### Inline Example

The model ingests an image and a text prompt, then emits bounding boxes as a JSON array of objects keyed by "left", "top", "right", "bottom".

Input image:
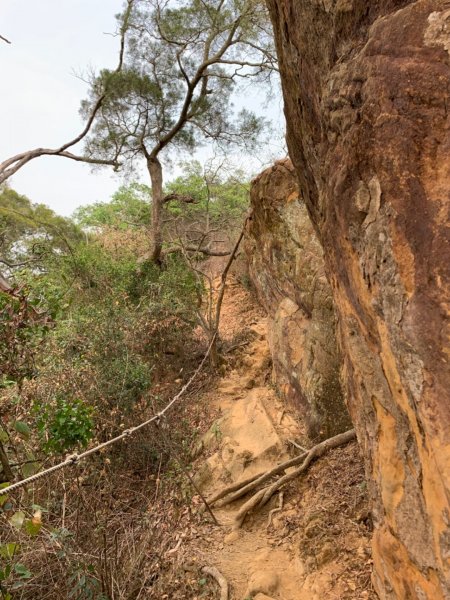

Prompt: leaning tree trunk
[{"left": 147, "top": 156, "right": 164, "bottom": 264}]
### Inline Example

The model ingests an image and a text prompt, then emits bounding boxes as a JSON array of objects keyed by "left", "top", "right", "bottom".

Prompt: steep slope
[
  {"left": 266, "top": 1, "right": 450, "bottom": 598},
  {"left": 186, "top": 278, "right": 374, "bottom": 599}
]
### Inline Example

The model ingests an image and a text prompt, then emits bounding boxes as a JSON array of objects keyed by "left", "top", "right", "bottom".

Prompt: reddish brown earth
[{"left": 266, "top": 1, "right": 450, "bottom": 598}]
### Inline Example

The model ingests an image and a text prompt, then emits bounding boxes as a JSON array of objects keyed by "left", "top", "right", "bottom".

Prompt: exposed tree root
[
  {"left": 201, "top": 566, "right": 229, "bottom": 600},
  {"left": 232, "top": 429, "right": 356, "bottom": 530},
  {"left": 209, "top": 451, "right": 309, "bottom": 508},
  {"left": 267, "top": 491, "right": 284, "bottom": 528},
  {"left": 207, "top": 471, "right": 266, "bottom": 506}
]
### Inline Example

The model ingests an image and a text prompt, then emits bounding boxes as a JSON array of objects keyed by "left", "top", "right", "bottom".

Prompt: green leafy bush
[
  {"left": 17, "top": 232, "right": 199, "bottom": 456},
  {"left": 73, "top": 183, "right": 150, "bottom": 229},
  {"left": 165, "top": 160, "right": 249, "bottom": 228},
  {"left": 35, "top": 397, "right": 94, "bottom": 454}
]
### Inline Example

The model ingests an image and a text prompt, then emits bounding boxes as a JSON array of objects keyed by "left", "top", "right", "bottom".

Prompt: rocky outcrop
[
  {"left": 266, "top": 1, "right": 450, "bottom": 598},
  {"left": 245, "top": 159, "right": 351, "bottom": 440}
]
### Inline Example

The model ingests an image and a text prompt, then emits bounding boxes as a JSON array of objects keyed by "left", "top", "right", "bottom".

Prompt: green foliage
[
  {"left": 8, "top": 512, "right": 24, "bottom": 531},
  {"left": 18, "top": 220, "right": 199, "bottom": 452},
  {"left": 67, "top": 566, "right": 105, "bottom": 600},
  {"left": 73, "top": 183, "right": 151, "bottom": 228},
  {"left": 0, "top": 543, "right": 18, "bottom": 560},
  {"left": 0, "top": 187, "right": 83, "bottom": 389},
  {"left": 53, "top": 304, "right": 154, "bottom": 412},
  {"left": 13, "top": 421, "right": 31, "bottom": 440},
  {"left": 63, "top": 238, "right": 137, "bottom": 299},
  {"left": 0, "top": 177, "right": 226, "bottom": 597},
  {"left": 0, "top": 493, "right": 42, "bottom": 598},
  {"left": 0, "top": 185, "right": 81, "bottom": 270},
  {"left": 35, "top": 397, "right": 94, "bottom": 454},
  {"left": 0, "top": 289, "right": 53, "bottom": 387},
  {"left": 165, "top": 160, "right": 249, "bottom": 226},
  {"left": 135, "top": 254, "right": 200, "bottom": 317}
]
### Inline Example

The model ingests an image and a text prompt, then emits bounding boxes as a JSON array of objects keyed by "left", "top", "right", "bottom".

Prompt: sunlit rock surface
[{"left": 266, "top": 1, "right": 450, "bottom": 597}]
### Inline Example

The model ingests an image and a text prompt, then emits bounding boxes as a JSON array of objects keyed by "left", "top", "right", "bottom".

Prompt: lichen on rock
[{"left": 244, "top": 159, "right": 351, "bottom": 441}]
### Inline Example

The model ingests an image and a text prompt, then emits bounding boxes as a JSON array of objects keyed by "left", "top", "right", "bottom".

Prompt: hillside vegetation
[{"left": 0, "top": 166, "right": 249, "bottom": 598}]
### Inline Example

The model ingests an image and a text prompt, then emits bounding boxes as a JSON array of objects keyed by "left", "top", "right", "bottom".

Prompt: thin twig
[
  {"left": 288, "top": 439, "right": 308, "bottom": 453},
  {"left": 171, "top": 449, "right": 220, "bottom": 527}
]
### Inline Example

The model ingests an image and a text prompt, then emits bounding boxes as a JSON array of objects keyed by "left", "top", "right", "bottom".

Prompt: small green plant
[
  {"left": 67, "top": 565, "right": 106, "bottom": 600},
  {"left": 0, "top": 556, "right": 33, "bottom": 600},
  {"left": 211, "top": 421, "right": 222, "bottom": 444},
  {"left": 35, "top": 397, "right": 94, "bottom": 453},
  {"left": 0, "top": 484, "right": 43, "bottom": 599}
]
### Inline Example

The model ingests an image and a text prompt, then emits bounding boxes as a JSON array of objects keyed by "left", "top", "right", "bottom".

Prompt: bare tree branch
[
  {"left": 0, "top": 0, "right": 135, "bottom": 185},
  {"left": 0, "top": 34, "right": 11, "bottom": 45},
  {"left": 162, "top": 192, "right": 197, "bottom": 204},
  {"left": 164, "top": 245, "right": 231, "bottom": 257},
  {"left": 0, "top": 257, "right": 39, "bottom": 269}
]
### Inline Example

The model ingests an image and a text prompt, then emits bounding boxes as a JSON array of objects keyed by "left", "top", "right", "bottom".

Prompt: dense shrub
[
  {"left": 18, "top": 235, "right": 200, "bottom": 446},
  {"left": 0, "top": 179, "right": 230, "bottom": 599}
]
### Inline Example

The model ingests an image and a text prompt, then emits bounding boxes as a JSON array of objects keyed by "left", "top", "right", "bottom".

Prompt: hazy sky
[{"left": 0, "top": 1, "right": 285, "bottom": 217}]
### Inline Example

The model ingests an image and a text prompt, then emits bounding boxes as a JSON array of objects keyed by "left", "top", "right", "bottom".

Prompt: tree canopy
[
  {"left": 83, "top": 0, "right": 275, "bottom": 261},
  {"left": 0, "top": 186, "right": 81, "bottom": 276}
]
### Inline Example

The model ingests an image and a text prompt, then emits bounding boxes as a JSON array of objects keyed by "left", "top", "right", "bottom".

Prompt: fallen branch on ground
[
  {"left": 201, "top": 566, "right": 229, "bottom": 600},
  {"left": 232, "top": 429, "right": 356, "bottom": 530}
]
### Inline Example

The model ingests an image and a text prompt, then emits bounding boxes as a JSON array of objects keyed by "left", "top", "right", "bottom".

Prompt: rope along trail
[{"left": 0, "top": 333, "right": 217, "bottom": 497}]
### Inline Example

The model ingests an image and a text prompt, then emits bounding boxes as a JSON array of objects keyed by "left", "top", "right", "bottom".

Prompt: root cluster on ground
[{"left": 208, "top": 429, "right": 356, "bottom": 529}]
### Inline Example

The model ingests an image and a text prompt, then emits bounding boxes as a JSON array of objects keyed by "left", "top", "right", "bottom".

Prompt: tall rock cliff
[
  {"left": 266, "top": 1, "right": 450, "bottom": 598},
  {"left": 245, "top": 159, "right": 351, "bottom": 440}
]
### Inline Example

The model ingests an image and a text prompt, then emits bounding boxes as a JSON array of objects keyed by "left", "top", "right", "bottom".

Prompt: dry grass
[{"left": 0, "top": 361, "right": 220, "bottom": 600}]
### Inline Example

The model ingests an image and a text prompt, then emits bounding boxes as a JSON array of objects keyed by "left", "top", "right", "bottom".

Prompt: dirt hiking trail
[{"left": 183, "top": 277, "right": 375, "bottom": 600}]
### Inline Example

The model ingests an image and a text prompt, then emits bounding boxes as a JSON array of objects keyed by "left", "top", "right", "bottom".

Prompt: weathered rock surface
[
  {"left": 266, "top": 0, "right": 450, "bottom": 598},
  {"left": 195, "top": 316, "right": 301, "bottom": 494},
  {"left": 245, "top": 160, "right": 351, "bottom": 440}
]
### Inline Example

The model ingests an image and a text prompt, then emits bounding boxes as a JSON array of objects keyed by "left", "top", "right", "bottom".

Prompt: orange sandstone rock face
[
  {"left": 266, "top": 0, "right": 450, "bottom": 598},
  {"left": 245, "top": 160, "right": 351, "bottom": 440}
]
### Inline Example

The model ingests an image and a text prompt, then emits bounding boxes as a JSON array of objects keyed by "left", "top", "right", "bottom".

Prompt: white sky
[{"left": 0, "top": 1, "right": 285, "bottom": 217}]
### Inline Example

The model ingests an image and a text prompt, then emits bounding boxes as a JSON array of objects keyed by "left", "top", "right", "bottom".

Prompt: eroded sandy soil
[{"left": 183, "top": 278, "right": 375, "bottom": 600}]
